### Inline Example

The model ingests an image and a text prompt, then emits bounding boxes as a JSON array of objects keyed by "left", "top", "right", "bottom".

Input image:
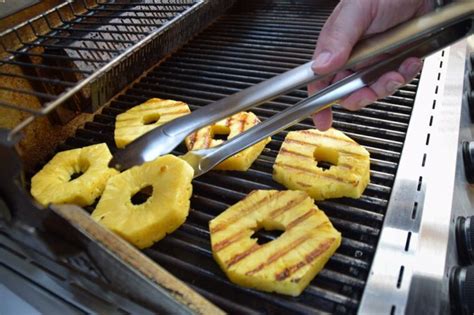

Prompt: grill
[
  {"left": 39, "top": 1, "right": 416, "bottom": 313},
  {"left": 1, "top": 0, "right": 469, "bottom": 314}
]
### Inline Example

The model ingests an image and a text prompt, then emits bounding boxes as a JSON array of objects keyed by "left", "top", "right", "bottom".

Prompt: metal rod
[
  {"left": 37, "top": 34, "right": 135, "bottom": 44},
  {"left": 0, "top": 59, "right": 94, "bottom": 74},
  {"left": 0, "top": 71, "right": 76, "bottom": 86},
  {"left": 8, "top": 0, "right": 205, "bottom": 139},
  {"left": 0, "top": 101, "right": 42, "bottom": 115},
  {"left": 0, "top": 86, "right": 58, "bottom": 100}
]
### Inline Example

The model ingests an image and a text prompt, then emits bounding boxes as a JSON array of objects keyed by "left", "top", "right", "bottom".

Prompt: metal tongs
[{"left": 111, "top": 1, "right": 474, "bottom": 176}]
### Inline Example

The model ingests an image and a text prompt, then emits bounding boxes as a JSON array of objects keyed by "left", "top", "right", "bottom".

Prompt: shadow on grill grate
[{"left": 49, "top": 0, "right": 418, "bottom": 313}]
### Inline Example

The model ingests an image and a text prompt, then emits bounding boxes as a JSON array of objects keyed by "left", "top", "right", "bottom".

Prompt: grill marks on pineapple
[
  {"left": 287, "top": 209, "right": 316, "bottom": 230},
  {"left": 188, "top": 132, "right": 198, "bottom": 149},
  {"left": 278, "top": 148, "right": 353, "bottom": 170},
  {"left": 245, "top": 234, "right": 312, "bottom": 276},
  {"left": 213, "top": 229, "right": 249, "bottom": 252},
  {"left": 273, "top": 162, "right": 359, "bottom": 186},
  {"left": 226, "top": 244, "right": 261, "bottom": 268},
  {"left": 213, "top": 194, "right": 307, "bottom": 253},
  {"left": 210, "top": 190, "right": 342, "bottom": 296},
  {"left": 285, "top": 139, "right": 367, "bottom": 159},
  {"left": 275, "top": 238, "right": 336, "bottom": 281},
  {"left": 210, "top": 190, "right": 280, "bottom": 234},
  {"left": 300, "top": 130, "right": 356, "bottom": 145}
]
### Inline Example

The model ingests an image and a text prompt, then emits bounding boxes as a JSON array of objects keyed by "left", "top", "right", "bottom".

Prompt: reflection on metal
[
  {"left": 0, "top": 0, "right": 40, "bottom": 19},
  {"left": 359, "top": 40, "right": 468, "bottom": 314}
]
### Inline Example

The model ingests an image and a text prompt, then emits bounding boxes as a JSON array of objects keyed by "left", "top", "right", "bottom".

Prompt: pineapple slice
[
  {"left": 273, "top": 128, "right": 370, "bottom": 200},
  {"left": 115, "top": 98, "right": 190, "bottom": 148},
  {"left": 210, "top": 190, "right": 341, "bottom": 296},
  {"left": 91, "top": 155, "right": 194, "bottom": 249},
  {"left": 185, "top": 112, "right": 270, "bottom": 171},
  {"left": 31, "top": 143, "right": 118, "bottom": 207}
]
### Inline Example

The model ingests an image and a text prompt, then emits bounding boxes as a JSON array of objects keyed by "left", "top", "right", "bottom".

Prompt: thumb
[{"left": 312, "top": 1, "right": 373, "bottom": 75}]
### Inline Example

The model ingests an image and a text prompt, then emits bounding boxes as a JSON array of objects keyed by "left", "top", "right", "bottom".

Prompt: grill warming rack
[{"left": 0, "top": 0, "right": 232, "bottom": 137}]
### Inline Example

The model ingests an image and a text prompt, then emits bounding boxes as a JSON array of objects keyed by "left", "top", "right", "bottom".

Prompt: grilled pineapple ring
[
  {"left": 273, "top": 128, "right": 370, "bottom": 200},
  {"left": 91, "top": 155, "right": 194, "bottom": 249},
  {"left": 210, "top": 190, "right": 341, "bottom": 296},
  {"left": 31, "top": 143, "right": 118, "bottom": 207},
  {"left": 115, "top": 98, "right": 191, "bottom": 148},
  {"left": 185, "top": 112, "right": 271, "bottom": 171}
]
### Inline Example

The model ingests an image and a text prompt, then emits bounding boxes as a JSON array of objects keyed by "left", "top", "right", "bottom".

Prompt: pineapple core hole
[
  {"left": 251, "top": 228, "right": 284, "bottom": 245},
  {"left": 211, "top": 126, "right": 230, "bottom": 141},
  {"left": 70, "top": 171, "right": 84, "bottom": 181},
  {"left": 313, "top": 147, "right": 339, "bottom": 171},
  {"left": 69, "top": 162, "right": 89, "bottom": 181},
  {"left": 131, "top": 185, "right": 153, "bottom": 205},
  {"left": 142, "top": 113, "right": 161, "bottom": 125}
]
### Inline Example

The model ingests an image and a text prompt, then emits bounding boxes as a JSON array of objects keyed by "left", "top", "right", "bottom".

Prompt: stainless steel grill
[
  {"left": 1, "top": 0, "right": 471, "bottom": 314},
  {"left": 35, "top": 1, "right": 419, "bottom": 313}
]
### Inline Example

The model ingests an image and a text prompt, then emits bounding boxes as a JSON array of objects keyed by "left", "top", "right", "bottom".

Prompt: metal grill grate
[
  {"left": 0, "top": 0, "right": 202, "bottom": 134},
  {"left": 45, "top": 0, "right": 419, "bottom": 313}
]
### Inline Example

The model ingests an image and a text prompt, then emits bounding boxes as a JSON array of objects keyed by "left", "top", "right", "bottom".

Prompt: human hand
[{"left": 310, "top": 0, "right": 434, "bottom": 130}]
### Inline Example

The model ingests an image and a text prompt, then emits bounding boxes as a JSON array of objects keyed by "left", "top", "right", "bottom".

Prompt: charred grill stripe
[
  {"left": 129, "top": 101, "right": 186, "bottom": 112},
  {"left": 205, "top": 127, "right": 213, "bottom": 148},
  {"left": 188, "top": 131, "right": 198, "bottom": 150},
  {"left": 226, "top": 244, "right": 261, "bottom": 268},
  {"left": 157, "top": 109, "right": 191, "bottom": 116},
  {"left": 279, "top": 147, "right": 312, "bottom": 159},
  {"left": 213, "top": 229, "right": 248, "bottom": 252},
  {"left": 287, "top": 209, "right": 315, "bottom": 230},
  {"left": 274, "top": 162, "right": 358, "bottom": 186},
  {"left": 269, "top": 194, "right": 307, "bottom": 219},
  {"left": 274, "top": 238, "right": 336, "bottom": 281},
  {"left": 296, "top": 181, "right": 312, "bottom": 188},
  {"left": 285, "top": 139, "right": 367, "bottom": 158},
  {"left": 210, "top": 191, "right": 281, "bottom": 233},
  {"left": 245, "top": 234, "right": 311, "bottom": 276},
  {"left": 279, "top": 148, "right": 354, "bottom": 169},
  {"left": 300, "top": 130, "right": 355, "bottom": 144},
  {"left": 240, "top": 115, "right": 247, "bottom": 133}
]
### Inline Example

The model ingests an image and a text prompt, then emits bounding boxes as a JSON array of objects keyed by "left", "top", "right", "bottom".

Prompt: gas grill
[{"left": 0, "top": 1, "right": 472, "bottom": 314}]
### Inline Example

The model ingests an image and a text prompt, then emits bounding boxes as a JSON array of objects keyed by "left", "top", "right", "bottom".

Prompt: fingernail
[
  {"left": 386, "top": 80, "right": 404, "bottom": 94},
  {"left": 314, "top": 51, "right": 332, "bottom": 68},
  {"left": 407, "top": 61, "right": 422, "bottom": 77},
  {"left": 356, "top": 98, "right": 373, "bottom": 109}
]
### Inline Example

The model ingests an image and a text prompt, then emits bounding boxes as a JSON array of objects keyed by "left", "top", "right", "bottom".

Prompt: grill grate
[{"left": 47, "top": 0, "right": 419, "bottom": 313}]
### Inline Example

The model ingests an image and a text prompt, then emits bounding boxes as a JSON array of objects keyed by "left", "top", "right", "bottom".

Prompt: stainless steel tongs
[{"left": 110, "top": 1, "right": 474, "bottom": 176}]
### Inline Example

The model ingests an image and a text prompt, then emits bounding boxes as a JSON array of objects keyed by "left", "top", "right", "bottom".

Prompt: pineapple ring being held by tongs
[
  {"left": 210, "top": 189, "right": 341, "bottom": 296},
  {"left": 31, "top": 143, "right": 118, "bottom": 207},
  {"left": 185, "top": 112, "right": 270, "bottom": 171},
  {"left": 91, "top": 155, "right": 194, "bottom": 249}
]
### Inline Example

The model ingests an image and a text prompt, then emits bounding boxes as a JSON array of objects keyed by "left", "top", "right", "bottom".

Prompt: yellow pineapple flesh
[
  {"left": 91, "top": 155, "right": 194, "bottom": 249},
  {"left": 273, "top": 128, "right": 370, "bottom": 200},
  {"left": 209, "top": 190, "right": 341, "bottom": 296},
  {"left": 115, "top": 98, "right": 190, "bottom": 148},
  {"left": 185, "top": 112, "right": 270, "bottom": 171},
  {"left": 31, "top": 143, "right": 118, "bottom": 207}
]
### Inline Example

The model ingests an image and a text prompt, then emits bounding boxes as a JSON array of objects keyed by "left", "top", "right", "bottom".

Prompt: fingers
[
  {"left": 338, "top": 58, "right": 422, "bottom": 111},
  {"left": 312, "top": 0, "right": 373, "bottom": 74},
  {"left": 312, "top": 108, "right": 333, "bottom": 131},
  {"left": 399, "top": 57, "right": 423, "bottom": 82}
]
